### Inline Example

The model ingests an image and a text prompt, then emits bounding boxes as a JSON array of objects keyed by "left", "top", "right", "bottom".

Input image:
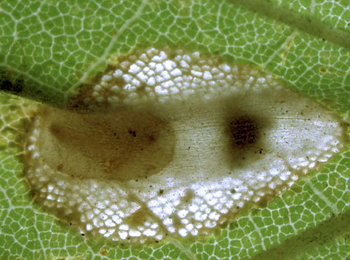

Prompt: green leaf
[{"left": 1, "top": 0, "right": 350, "bottom": 259}]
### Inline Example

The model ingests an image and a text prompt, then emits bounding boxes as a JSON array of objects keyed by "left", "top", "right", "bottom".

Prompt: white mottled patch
[{"left": 24, "top": 47, "right": 348, "bottom": 244}]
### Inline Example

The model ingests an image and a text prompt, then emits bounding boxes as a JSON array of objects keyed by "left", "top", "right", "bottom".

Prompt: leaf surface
[{"left": 1, "top": 0, "right": 350, "bottom": 259}]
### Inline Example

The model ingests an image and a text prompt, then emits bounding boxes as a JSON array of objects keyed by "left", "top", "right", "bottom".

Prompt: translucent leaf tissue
[{"left": 24, "top": 48, "right": 348, "bottom": 244}]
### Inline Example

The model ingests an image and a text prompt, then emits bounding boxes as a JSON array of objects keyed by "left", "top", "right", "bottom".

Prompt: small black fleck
[{"left": 129, "top": 130, "right": 136, "bottom": 137}]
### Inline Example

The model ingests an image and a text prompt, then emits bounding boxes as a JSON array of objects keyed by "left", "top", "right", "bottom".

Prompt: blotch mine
[{"left": 24, "top": 47, "right": 349, "bottom": 244}]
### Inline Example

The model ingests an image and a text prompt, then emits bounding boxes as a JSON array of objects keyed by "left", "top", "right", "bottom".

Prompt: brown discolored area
[
  {"left": 228, "top": 115, "right": 260, "bottom": 148},
  {"left": 36, "top": 106, "right": 176, "bottom": 181},
  {"left": 223, "top": 110, "right": 272, "bottom": 169},
  {"left": 99, "top": 247, "right": 109, "bottom": 256},
  {"left": 124, "top": 208, "right": 150, "bottom": 228}
]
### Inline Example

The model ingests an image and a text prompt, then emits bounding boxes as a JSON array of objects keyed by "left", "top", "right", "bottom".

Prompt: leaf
[{"left": 1, "top": 0, "right": 350, "bottom": 259}]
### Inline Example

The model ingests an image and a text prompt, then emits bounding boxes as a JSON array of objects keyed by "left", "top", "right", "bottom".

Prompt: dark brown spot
[
  {"left": 57, "top": 164, "right": 63, "bottom": 171},
  {"left": 222, "top": 110, "right": 271, "bottom": 169},
  {"left": 228, "top": 115, "right": 259, "bottom": 148}
]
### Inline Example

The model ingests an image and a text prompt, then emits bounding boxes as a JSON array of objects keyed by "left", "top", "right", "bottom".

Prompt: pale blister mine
[{"left": 24, "top": 47, "right": 348, "bottom": 244}]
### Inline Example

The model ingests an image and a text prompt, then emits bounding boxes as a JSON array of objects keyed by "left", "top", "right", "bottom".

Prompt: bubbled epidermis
[
  {"left": 81, "top": 47, "right": 275, "bottom": 109},
  {"left": 25, "top": 47, "right": 347, "bottom": 244}
]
